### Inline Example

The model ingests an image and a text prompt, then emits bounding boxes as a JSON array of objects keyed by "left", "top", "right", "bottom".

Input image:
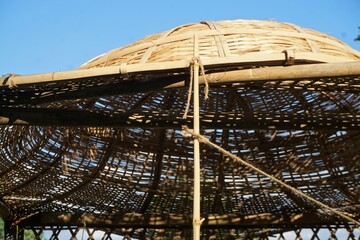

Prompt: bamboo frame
[
  {"left": 1, "top": 19, "right": 360, "bottom": 239},
  {"left": 2, "top": 108, "right": 359, "bottom": 130},
  {"left": 19, "top": 212, "right": 351, "bottom": 228},
  {"left": 192, "top": 34, "right": 202, "bottom": 240},
  {"left": 1, "top": 59, "right": 360, "bottom": 89}
]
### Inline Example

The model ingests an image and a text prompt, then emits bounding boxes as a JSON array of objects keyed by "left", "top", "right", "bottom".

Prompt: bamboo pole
[
  {"left": 165, "top": 61, "right": 360, "bottom": 90},
  {"left": 0, "top": 199, "right": 12, "bottom": 222},
  {"left": 18, "top": 212, "right": 349, "bottom": 229},
  {"left": 1, "top": 108, "right": 360, "bottom": 130},
  {"left": 1, "top": 59, "right": 359, "bottom": 89},
  {"left": 192, "top": 35, "right": 202, "bottom": 240}
]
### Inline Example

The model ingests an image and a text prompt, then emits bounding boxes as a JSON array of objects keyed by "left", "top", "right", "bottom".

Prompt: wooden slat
[
  {"left": 19, "top": 212, "right": 351, "bottom": 228},
  {"left": 1, "top": 107, "right": 359, "bottom": 130}
]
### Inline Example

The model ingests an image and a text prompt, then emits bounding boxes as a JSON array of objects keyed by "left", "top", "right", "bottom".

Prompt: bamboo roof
[{"left": 1, "top": 19, "right": 360, "bottom": 239}]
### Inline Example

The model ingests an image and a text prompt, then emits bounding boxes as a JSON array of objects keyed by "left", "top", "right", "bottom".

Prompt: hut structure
[{"left": 0, "top": 19, "right": 360, "bottom": 239}]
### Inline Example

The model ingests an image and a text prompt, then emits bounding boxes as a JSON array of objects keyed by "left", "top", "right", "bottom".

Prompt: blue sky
[{"left": 1, "top": 0, "right": 360, "bottom": 76}]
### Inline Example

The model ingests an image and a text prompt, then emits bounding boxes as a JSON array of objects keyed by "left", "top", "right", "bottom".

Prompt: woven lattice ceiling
[{"left": 0, "top": 19, "right": 360, "bottom": 239}]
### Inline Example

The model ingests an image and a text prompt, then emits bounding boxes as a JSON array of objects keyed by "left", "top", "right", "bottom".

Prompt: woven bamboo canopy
[{"left": 1, "top": 19, "right": 360, "bottom": 239}]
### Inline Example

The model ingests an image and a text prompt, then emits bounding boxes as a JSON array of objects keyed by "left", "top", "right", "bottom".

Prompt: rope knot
[
  {"left": 182, "top": 57, "right": 210, "bottom": 121},
  {"left": 2, "top": 73, "right": 19, "bottom": 88},
  {"left": 193, "top": 57, "right": 210, "bottom": 101}
]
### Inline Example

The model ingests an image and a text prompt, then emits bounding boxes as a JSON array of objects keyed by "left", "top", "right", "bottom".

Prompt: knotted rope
[
  {"left": 181, "top": 57, "right": 360, "bottom": 228},
  {"left": 182, "top": 57, "right": 209, "bottom": 120},
  {"left": 2, "top": 73, "right": 19, "bottom": 88},
  {"left": 182, "top": 126, "right": 360, "bottom": 227}
]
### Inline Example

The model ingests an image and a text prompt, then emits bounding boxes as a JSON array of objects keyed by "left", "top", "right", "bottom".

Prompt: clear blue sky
[{"left": 1, "top": 0, "right": 360, "bottom": 76}]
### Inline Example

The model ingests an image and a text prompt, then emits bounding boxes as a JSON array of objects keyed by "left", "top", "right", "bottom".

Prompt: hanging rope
[
  {"left": 182, "top": 126, "right": 360, "bottom": 227},
  {"left": 182, "top": 57, "right": 210, "bottom": 120},
  {"left": 197, "top": 57, "right": 209, "bottom": 100},
  {"left": 182, "top": 59, "right": 194, "bottom": 120},
  {"left": 182, "top": 48, "right": 359, "bottom": 229}
]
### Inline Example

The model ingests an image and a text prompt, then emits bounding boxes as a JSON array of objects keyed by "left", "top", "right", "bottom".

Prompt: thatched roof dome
[{"left": 80, "top": 19, "right": 360, "bottom": 69}]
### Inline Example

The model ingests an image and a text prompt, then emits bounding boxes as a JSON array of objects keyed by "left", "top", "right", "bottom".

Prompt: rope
[
  {"left": 182, "top": 126, "right": 360, "bottom": 227},
  {"left": 182, "top": 57, "right": 209, "bottom": 120},
  {"left": 180, "top": 51, "right": 359, "bottom": 230},
  {"left": 2, "top": 73, "right": 18, "bottom": 88},
  {"left": 182, "top": 60, "right": 194, "bottom": 120},
  {"left": 181, "top": 53, "right": 359, "bottom": 228},
  {"left": 197, "top": 57, "right": 209, "bottom": 100},
  {"left": 2, "top": 74, "right": 11, "bottom": 86}
]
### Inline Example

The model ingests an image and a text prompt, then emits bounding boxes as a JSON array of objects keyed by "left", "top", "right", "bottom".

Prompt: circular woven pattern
[
  {"left": 1, "top": 19, "right": 360, "bottom": 239},
  {"left": 80, "top": 19, "right": 360, "bottom": 68}
]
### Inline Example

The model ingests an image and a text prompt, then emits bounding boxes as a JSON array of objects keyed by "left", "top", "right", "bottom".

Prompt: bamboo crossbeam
[
  {"left": 1, "top": 107, "right": 359, "bottom": 130},
  {"left": 1, "top": 60, "right": 359, "bottom": 89},
  {"left": 167, "top": 61, "right": 360, "bottom": 89},
  {"left": 19, "top": 212, "right": 351, "bottom": 228},
  {"left": 1, "top": 62, "right": 360, "bottom": 106}
]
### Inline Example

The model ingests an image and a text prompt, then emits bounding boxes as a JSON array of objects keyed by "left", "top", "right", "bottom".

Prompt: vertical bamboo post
[
  {"left": 192, "top": 34, "right": 202, "bottom": 240},
  {"left": 4, "top": 221, "right": 22, "bottom": 240}
]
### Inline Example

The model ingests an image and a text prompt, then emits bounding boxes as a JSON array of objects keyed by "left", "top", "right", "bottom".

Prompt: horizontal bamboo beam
[
  {"left": 2, "top": 56, "right": 358, "bottom": 88},
  {"left": 169, "top": 61, "right": 360, "bottom": 89},
  {"left": 0, "top": 61, "right": 359, "bottom": 89},
  {"left": 1, "top": 107, "right": 359, "bottom": 130},
  {"left": 1, "top": 62, "right": 360, "bottom": 106},
  {"left": 19, "top": 212, "right": 351, "bottom": 228}
]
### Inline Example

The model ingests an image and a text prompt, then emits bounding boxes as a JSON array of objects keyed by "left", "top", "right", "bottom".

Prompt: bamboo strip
[{"left": 164, "top": 61, "right": 360, "bottom": 90}]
